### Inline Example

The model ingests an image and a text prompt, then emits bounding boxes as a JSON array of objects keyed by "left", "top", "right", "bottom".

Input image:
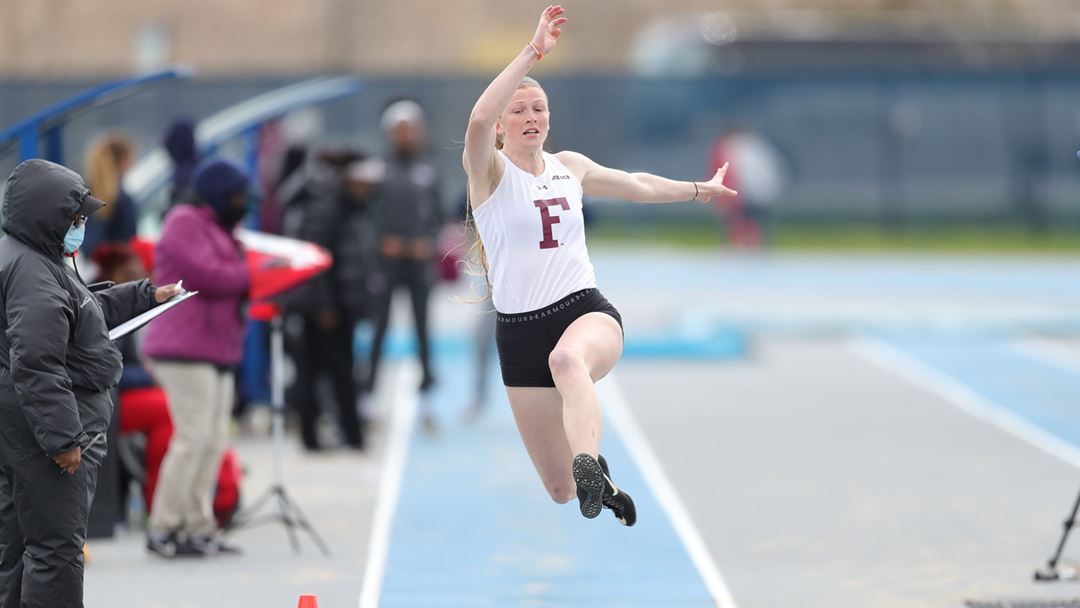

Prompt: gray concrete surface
[
  {"left": 615, "top": 337, "right": 1080, "bottom": 608},
  {"left": 82, "top": 376, "right": 397, "bottom": 608}
]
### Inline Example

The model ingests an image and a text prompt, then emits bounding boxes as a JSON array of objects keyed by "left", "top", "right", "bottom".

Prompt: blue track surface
[
  {"left": 374, "top": 254, "right": 1080, "bottom": 606},
  {"left": 595, "top": 254, "right": 1080, "bottom": 298},
  {"left": 377, "top": 359, "right": 716, "bottom": 607},
  {"left": 876, "top": 333, "right": 1080, "bottom": 448}
]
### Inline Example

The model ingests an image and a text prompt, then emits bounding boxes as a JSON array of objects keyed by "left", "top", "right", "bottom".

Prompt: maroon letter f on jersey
[{"left": 534, "top": 197, "right": 570, "bottom": 249}]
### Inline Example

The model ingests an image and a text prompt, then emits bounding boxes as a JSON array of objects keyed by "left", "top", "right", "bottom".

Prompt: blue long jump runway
[
  {"left": 364, "top": 357, "right": 730, "bottom": 608},
  {"left": 857, "top": 333, "right": 1080, "bottom": 463}
]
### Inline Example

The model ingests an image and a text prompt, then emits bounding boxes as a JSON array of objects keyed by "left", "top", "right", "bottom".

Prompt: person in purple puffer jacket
[{"left": 142, "top": 158, "right": 251, "bottom": 558}]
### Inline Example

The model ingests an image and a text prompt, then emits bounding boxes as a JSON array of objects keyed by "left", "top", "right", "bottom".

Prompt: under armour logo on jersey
[{"left": 536, "top": 185, "right": 549, "bottom": 191}]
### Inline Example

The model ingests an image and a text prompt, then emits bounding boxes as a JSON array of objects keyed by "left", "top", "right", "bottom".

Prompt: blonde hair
[
  {"left": 456, "top": 206, "right": 492, "bottom": 304},
  {"left": 85, "top": 133, "right": 134, "bottom": 220},
  {"left": 466, "top": 77, "right": 545, "bottom": 300}
]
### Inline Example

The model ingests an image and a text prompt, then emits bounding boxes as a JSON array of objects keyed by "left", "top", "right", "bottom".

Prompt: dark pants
[
  {"left": 368, "top": 258, "right": 435, "bottom": 393},
  {"left": 0, "top": 425, "right": 104, "bottom": 608},
  {"left": 291, "top": 314, "right": 363, "bottom": 450}
]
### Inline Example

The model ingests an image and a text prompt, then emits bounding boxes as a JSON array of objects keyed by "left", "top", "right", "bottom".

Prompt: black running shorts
[{"left": 495, "top": 288, "right": 623, "bottom": 388}]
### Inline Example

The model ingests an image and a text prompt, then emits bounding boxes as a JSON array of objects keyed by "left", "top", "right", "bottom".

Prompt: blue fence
[
  {"left": 0, "top": 68, "right": 191, "bottom": 164},
  {"left": 3, "top": 70, "right": 1080, "bottom": 225}
]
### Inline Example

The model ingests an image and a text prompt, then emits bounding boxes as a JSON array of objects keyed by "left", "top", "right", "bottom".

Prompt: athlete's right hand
[{"left": 531, "top": 5, "right": 568, "bottom": 58}]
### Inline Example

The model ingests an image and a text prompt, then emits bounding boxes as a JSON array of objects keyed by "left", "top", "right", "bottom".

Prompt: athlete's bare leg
[
  {"left": 548, "top": 312, "right": 623, "bottom": 458},
  {"left": 506, "top": 386, "right": 575, "bottom": 503},
  {"left": 504, "top": 312, "right": 620, "bottom": 500}
]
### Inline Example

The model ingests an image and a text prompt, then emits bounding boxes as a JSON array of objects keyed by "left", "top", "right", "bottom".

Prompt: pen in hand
[{"left": 154, "top": 280, "right": 185, "bottom": 304}]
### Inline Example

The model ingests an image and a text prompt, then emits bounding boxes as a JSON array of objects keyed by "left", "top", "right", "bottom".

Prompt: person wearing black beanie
[
  {"left": 192, "top": 158, "right": 251, "bottom": 229},
  {"left": 143, "top": 156, "right": 251, "bottom": 558}
]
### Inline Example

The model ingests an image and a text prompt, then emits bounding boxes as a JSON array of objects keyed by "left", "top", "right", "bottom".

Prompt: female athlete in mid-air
[{"left": 462, "top": 5, "right": 737, "bottom": 525}]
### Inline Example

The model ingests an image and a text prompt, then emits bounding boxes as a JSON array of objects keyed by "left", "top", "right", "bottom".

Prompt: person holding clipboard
[{"left": 0, "top": 160, "right": 183, "bottom": 608}]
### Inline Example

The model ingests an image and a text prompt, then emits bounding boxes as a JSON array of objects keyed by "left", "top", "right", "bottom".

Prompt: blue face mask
[{"left": 63, "top": 222, "right": 85, "bottom": 255}]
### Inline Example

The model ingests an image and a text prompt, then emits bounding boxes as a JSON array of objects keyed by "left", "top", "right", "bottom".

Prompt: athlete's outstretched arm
[
  {"left": 556, "top": 150, "right": 738, "bottom": 204},
  {"left": 463, "top": 5, "right": 567, "bottom": 176}
]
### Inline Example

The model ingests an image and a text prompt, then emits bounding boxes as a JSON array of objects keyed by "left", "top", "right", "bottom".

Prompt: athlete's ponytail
[{"left": 460, "top": 198, "right": 492, "bottom": 303}]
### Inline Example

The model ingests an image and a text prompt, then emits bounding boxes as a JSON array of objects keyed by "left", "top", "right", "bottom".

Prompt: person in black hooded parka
[{"left": 0, "top": 159, "right": 180, "bottom": 608}]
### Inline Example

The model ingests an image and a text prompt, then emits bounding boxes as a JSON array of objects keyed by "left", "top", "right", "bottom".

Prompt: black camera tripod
[
  {"left": 1035, "top": 482, "right": 1080, "bottom": 581},
  {"left": 227, "top": 315, "right": 330, "bottom": 557}
]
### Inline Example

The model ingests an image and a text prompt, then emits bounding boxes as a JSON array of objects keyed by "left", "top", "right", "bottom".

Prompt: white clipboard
[{"left": 108, "top": 290, "right": 198, "bottom": 341}]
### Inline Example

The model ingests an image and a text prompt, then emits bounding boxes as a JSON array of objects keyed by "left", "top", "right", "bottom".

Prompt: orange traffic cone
[{"left": 297, "top": 595, "right": 318, "bottom": 608}]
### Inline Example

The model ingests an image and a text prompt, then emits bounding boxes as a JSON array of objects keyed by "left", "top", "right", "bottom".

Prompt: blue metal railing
[{"left": 0, "top": 67, "right": 194, "bottom": 163}]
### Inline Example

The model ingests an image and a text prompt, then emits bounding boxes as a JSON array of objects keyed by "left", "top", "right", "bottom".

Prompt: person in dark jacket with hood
[{"left": 0, "top": 159, "right": 181, "bottom": 608}]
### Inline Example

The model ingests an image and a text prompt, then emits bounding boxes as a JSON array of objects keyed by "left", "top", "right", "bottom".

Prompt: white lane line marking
[
  {"left": 851, "top": 337, "right": 1080, "bottom": 470},
  {"left": 1014, "top": 339, "right": 1080, "bottom": 377},
  {"left": 599, "top": 375, "right": 739, "bottom": 608},
  {"left": 358, "top": 363, "right": 419, "bottom": 608}
]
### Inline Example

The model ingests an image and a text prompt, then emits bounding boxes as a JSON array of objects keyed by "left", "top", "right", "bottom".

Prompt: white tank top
[{"left": 472, "top": 150, "right": 597, "bottom": 313}]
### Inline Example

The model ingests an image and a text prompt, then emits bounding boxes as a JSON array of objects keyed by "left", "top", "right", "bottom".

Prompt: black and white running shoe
[
  {"left": 597, "top": 454, "right": 637, "bottom": 527},
  {"left": 573, "top": 453, "right": 606, "bottom": 519}
]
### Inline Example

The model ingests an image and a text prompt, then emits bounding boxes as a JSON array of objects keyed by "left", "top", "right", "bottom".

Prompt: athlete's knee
[
  {"left": 548, "top": 348, "right": 585, "bottom": 381},
  {"left": 546, "top": 484, "right": 576, "bottom": 504}
]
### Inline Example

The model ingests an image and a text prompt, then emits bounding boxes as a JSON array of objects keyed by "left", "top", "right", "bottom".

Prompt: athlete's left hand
[{"left": 696, "top": 163, "right": 738, "bottom": 203}]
